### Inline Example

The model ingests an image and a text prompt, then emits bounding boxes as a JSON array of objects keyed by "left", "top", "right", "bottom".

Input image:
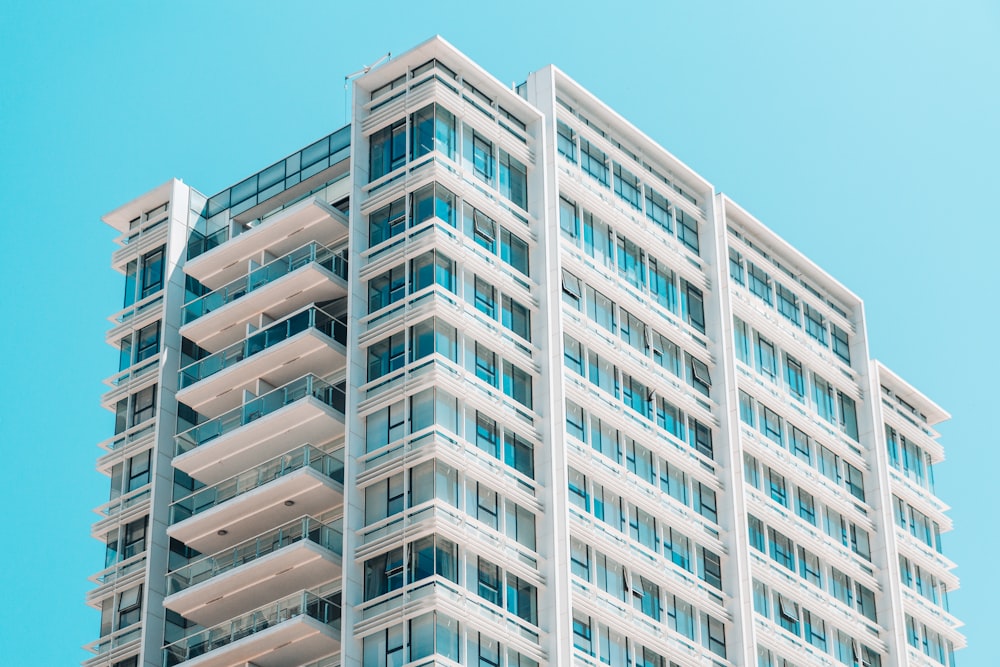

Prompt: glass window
[
  {"left": 785, "top": 355, "right": 805, "bottom": 400},
  {"left": 369, "top": 265, "right": 406, "bottom": 313},
  {"left": 139, "top": 247, "right": 164, "bottom": 300},
  {"left": 768, "top": 528, "right": 795, "bottom": 571},
  {"left": 504, "top": 430, "right": 534, "bottom": 478},
  {"left": 616, "top": 234, "right": 645, "bottom": 288},
  {"left": 798, "top": 546, "right": 821, "bottom": 587},
  {"left": 472, "top": 209, "right": 496, "bottom": 252},
  {"left": 747, "top": 263, "right": 772, "bottom": 305},
  {"left": 832, "top": 324, "right": 851, "bottom": 364},
  {"left": 467, "top": 129, "right": 494, "bottom": 183},
  {"left": 368, "top": 197, "right": 406, "bottom": 246},
  {"left": 729, "top": 249, "right": 744, "bottom": 285},
  {"left": 369, "top": 119, "right": 406, "bottom": 181},
  {"left": 586, "top": 285, "right": 617, "bottom": 334},
  {"left": 502, "top": 361, "right": 532, "bottom": 408},
  {"left": 682, "top": 280, "right": 705, "bottom": 333},
  {"left": 411, "top": 103, "right": 456, "bottom": 160},
  {"left": 645, "top": 187, "right": 672, "bottom": 231},
  {"left": 559, "top": 195, "right": 578, "bottom": 238},
  {"left": 733, "top": 317, "right": 751, "bottom": 364},
  {"left": 411, "top": 182, "right": 456, "bottom": 227},
  {"left": 804, "top": 304, "right": 827, "bottom": 345},
  {"left": 688, "top": 355, "right": 711, "bottom": 397},
  {"left": 367, "top": 332, "right": 405, "bottom": 381},
  {"left": 748, "top": 514, "right": 765, "bottom": 552},
  {"left": 648, "top": 257, "right": 677, "bottom": 313},
  {"left": 776, "top": 283, "right": 800, "bottom": 325},
  {"left": 502, "top": 295, "right": 530, "bottom": 341},
  {"left": 613, "top": 162, "right": 641, "bottom": 209},
  {"left": 499, "top": 150, "right": 528, "bottom": 210},
  {"left": 500, "top": 227, "right": 529, "bottom": 276},
  {"left": 474, "top": 276, "right": 496, "bottom": 318},
  {"left": 557, "top": 121, "right": 576, "bottom": 162},
  {"left": 476, "top": 557, "right": 502, "bottom": 605},
  {"left": 676, "top": 209, "right": 699, "bottom": 255},
  {"left": 580, "top": 138, "right": 608, "bottom": 186},
  {"left": 561, "top": 270, "right": 582, "bottom": 310}
]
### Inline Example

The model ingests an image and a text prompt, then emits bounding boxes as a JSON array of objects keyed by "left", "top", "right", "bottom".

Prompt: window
[
  {"left": 739, "top": 391, "right": 756, "bottom": 426},
  {"left": 504, "top": 430, "right": 534, "bottom": 478},
  {"left": 652, "top": 331, "right": 681, "bottom": 377},
  {"left": 475, "top": 342, "right": 498, "bottom": 387},
  {"left": 573, "top": 614, "right": 593, "bottom": 655},
  {"left": 369, "top": 119, "right": 406, "bottom": 181},
  {"left": 689, "top": 419, "right": 713, "bottom": 460},
  {"left": 768, "top": 528, "right": 795, "bottom": 571},
  {"left": 368, "top": 265, "right": 406, "bottom": 313},
  {"left": 753, "top": 580, "right": 769, "bottom": 616},
  {"left": 729, "top": 249, "right": 744, "bottom": 285},
  {"left": 559, "top": 195, "right": 578, "bottom": 238},
  {"left": 762, "top": 406, "right": 783, "bottom": 445},
  {"left": 756, "top": 334, "right": 777, "bottom": 379},
  {"left": 702, "top": 613, "right": 726, "bottom": 658},
  {"left": 613, "top": 163, "right": 641, "bottom": 209},
  {"left": 747, "top": 263, "right": 772, "bottom": 305},
  {"left": 767, "top": 468, "right": 787, "bottom": 507},
  {"left": 563, "top": 334, "right": 584, "bottom": 376},
  {"left": 365, "top": 401, "right": 405, "bottom": 452},
  {"left": 791, "top": 426, "right": 811, "bottom": 464},
  {"left": 664, "top": 526, "right": 691, "bottom": 571},
  {"left": 748, "top": 514, "right": 765, "bottom": 552},
  {"left": 844, "top": 462, "right": 866, "bottom": 501},
  {"left": 468, "top": 129, "right": 494, "bottom": 183},
  {"left": 803, "top": 609, "right": 827, "bottom": 650},
  {"left": 409, "top": 535, "right": 457, "bottom": 584},
  {"left": 646, "top": 187, "right": 672, "bottom": 232},
  {"left": 785, "top": 355, "right": 805, "bottom": 400},
  {"left": 616, "top": 234, "right": 645, "bottom": 288},
  {"left": 368, "top": 197, "right": 406, "bottom": 246},
  {"left": 669, "top": 595, "right": 695, "bottom": 640},
  {"left": 116, "top": 586, "right": 142, "bottom": 630},
  {"left": 695, "top": 481, "right": 718, "bottom": 523},
  {"left": 682, "top": 281, "right": 705, "bottom": 333},
  {"left": 506, "top": 573, "right": 537, "bottom": 624},
  {"left": 586, "top": 285, "right": 617, "bottom": 333},
  {"left": 798, "top": 546, "right": 821, "bottom": 587},
  {"left": 813, "top": 374, "right": 835, "bottom": 423},
  {"left": 411, "top": 182, "right": 456, "bottom": 227},
  {"left": 797, "top": 488, "right": 817, "bottom": 525},
  {"left": 499, "top": 150, "right": 528, "bottom": 210},
  {"left": 832, "top": 324, "right": 851, "bottom": 364},
  {"left": 688, "top": 355, "right": 711, "bottom": 397},
  {"left": 676, "top": 209, "right": 700, "bottom": 255},
  {"left": 648, "top": 257, "right": 677, "bottom": 312},
  {"left": 364, "top": 547, "right": 404, "bottom": 599},
  {"left": 831, "top": 568, "right": 853, "bottom": 607},
  {"left": 580, "top": 138, "right": 608, "bottom": 186},
  {"left": 700, "top": 547, "right": 722, "bottom": 589},
  {"left": 856, "top": 583, "right": 877, "bottom": 621},
  {"left": 410, "top": 317, "right": 457, "bottom": 363},
  {"left": 734, "top": 317, "right": 751, "bottom": 363},
  {"left": 499, "top": 227, "right": 529, "bottom": 276},
  {"left": 473, "top": 276, "right": 496, "bottom": 318},
  {"left": 776, "top": 283, "right": 800, "bottom": 325},
  {"left": 561, "top": 269, "right": 582, "bottom": 310},
  {"left": 502, "top": 361, "right": 532, "bottom": 408},
  {"left": 557, "top": 121, "right": 576, "bottom": 162},
  {"left": 839, "top": 392, "right": 860, "bottom": 441},
  {"left": 367, "top": 332, "right": 405, "bottom": 381},
  {"left": 804, "top": 304, "right": 827, "bottom": 345},
  {"left": 411, "top": 103, "right": 456, "bottom": 160},
  {"left": 776, "top": 594, "right": 800, "bottom": 635},
  {"left": 472, "top": 209, "right": 496, "bottom": 252},
  {"left": 476, "top": 557, "right": 502, "bottom": 605},
  {"left": 570, "top": 538, "right": 591, "bottom": 580}
]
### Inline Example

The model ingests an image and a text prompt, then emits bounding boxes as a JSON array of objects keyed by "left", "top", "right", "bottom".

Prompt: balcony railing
[
  {"left": 182, "top": 242, "right": 347, "bottom": 324},
  {"left": 161, "top": 590, "right": 341, "bottom": 666},
  {"left": 175, "top": 375, "right": 345, "bottom": 456},
  {"left": 179, "top": 306, "right": 346, "bottom": 389},
  {"left": 170, "top": 445, "right": 343, "bottom": 523},
  {"left": 166, "top": 516, "right": 342, "bottom": 595}
]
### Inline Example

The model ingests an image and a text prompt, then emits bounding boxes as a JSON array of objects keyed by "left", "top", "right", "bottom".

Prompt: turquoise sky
[{"left": 1, "top": 1, "right": 996, "bottom": 664}]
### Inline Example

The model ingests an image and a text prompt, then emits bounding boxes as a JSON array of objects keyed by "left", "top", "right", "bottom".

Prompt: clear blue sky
[{"left": 0, "top": 1, "right": 995, "bottom": 664}]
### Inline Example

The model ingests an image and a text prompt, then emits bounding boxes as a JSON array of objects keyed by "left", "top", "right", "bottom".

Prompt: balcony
[
  {"left": 169, "top": 445, "right": 343, "bottom": 553},
  {"left": 185, "top": 194, "right": 349, "bottom": 290},
  {"left": 181, "top": 242, "right": 348, "bottom": 351},
  {"left": 165, "top": 516, "right": 342, "bottom": 626},
  {"left": 162, "top": 590, "right": 340, "bottom": 667},
  {"left": 174, "top": 375, "right": 345, "bottom": 486},
  {"left": 177, "top": 306, "right": 347, "bottom": 415}
]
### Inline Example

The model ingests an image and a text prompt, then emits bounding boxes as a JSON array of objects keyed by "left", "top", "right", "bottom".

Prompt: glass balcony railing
[
  {"left": 166, "top": 516, "right": 342, "bottom": 595},
  {"left": 175, "top": 375, "right": 345, "bottom": 455},
  {"left": 162, "top": 590, "right": 341, "bottom": 666},
  {"left": 179, "top": 306, "right": 347, "bottom": 389},
  {"left": 182, "top": 242, "right": 348, "bottom": 324},
  {"left": 170, "top": 445, "right": 343, "bottom": 523}
]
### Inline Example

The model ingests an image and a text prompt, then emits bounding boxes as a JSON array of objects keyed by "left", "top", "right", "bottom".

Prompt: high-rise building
[{"left": 87, "top": 36, "right": 963, "bottom": 667}]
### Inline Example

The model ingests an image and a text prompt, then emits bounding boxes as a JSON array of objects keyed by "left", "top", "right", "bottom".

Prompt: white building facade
[{"left": 87, "top": 37, "right": 963, "bottom": 667}]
